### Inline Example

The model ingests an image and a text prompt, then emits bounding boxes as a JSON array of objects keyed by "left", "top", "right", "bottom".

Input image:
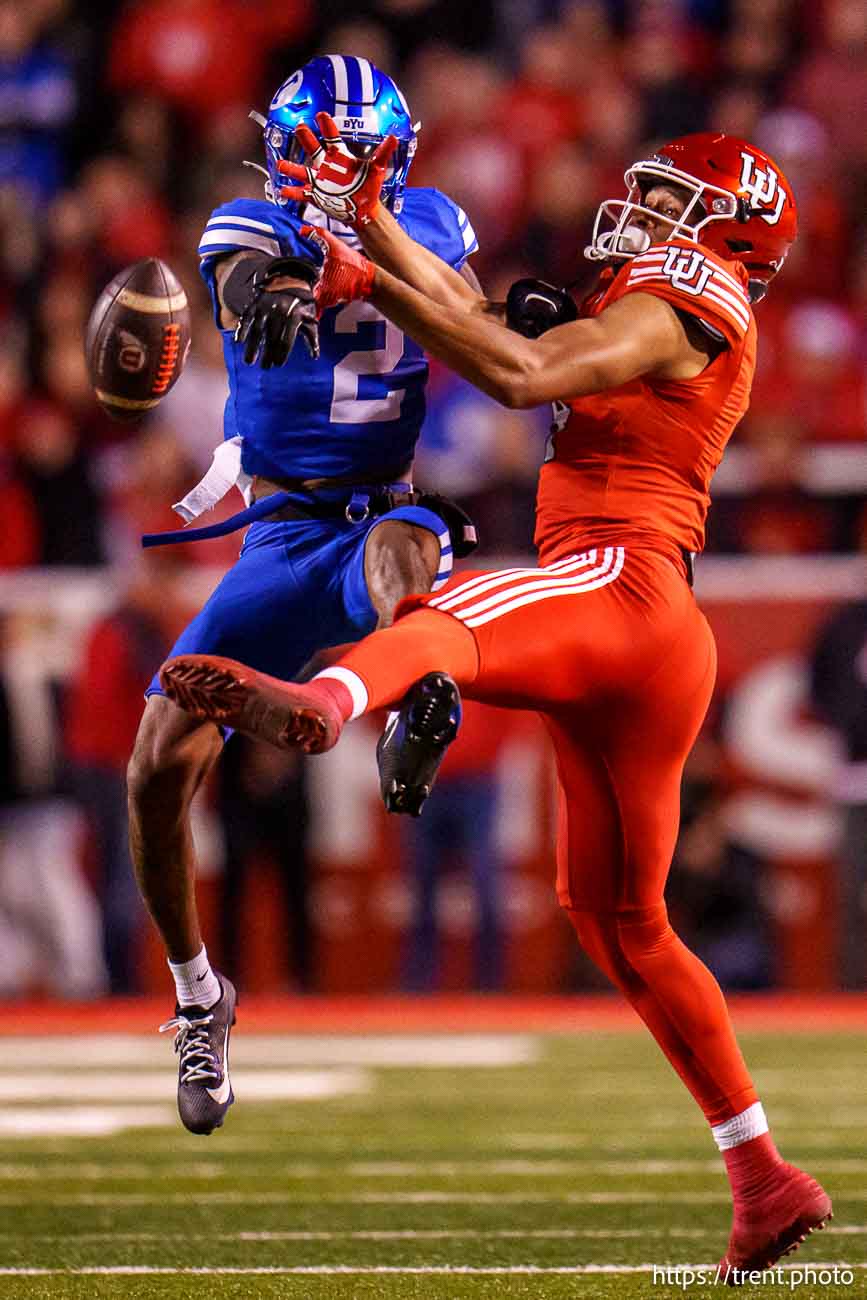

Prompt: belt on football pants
[
  {"left": 248, "top": 478, "right": 479, "bottom": 558},
  {"left": 141, "top": 480, "right": 416, "bottom": 547},
  {"left": 255, "top": 481, "right": 418, "bottom": 524},
  {"left": 682, "top": 549, "right": 696, "bottom": 588}
]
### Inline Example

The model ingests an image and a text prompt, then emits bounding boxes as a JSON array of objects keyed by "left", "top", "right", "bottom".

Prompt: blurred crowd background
[{"left": 0, "top": 0, "right": 866, "bottom": 1000}]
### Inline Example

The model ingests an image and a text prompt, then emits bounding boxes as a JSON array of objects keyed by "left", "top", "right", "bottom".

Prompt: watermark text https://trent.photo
[{"left": 652, "top": 1264, "right": 856, "bottom": 1289}]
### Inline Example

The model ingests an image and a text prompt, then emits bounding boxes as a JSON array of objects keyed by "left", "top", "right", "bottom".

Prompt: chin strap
[
  {"left": 246, "top": 110, "right": 276, "bottom": 200},
  {"left": 241, "top": 158, "right": 275, "bottom": 203}
]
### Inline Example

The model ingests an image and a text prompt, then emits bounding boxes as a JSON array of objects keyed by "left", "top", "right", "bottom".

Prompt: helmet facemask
[
  {"left": 246, "top": 116, "right": 410, "bottom": 210},
  {"left": 280, "top": 128, "right": 414, "bottom": 213},
  {"left": 586, "top": 160, "right": 739, "bottom": 262}
]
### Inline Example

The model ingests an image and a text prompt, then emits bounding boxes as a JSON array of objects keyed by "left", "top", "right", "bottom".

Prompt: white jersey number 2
[{"left": 330, "top": 301, "right": 406, "bottom": 424}]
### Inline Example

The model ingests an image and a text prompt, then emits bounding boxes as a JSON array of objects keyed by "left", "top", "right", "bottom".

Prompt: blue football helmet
[{"left": 252, "top": 55, "right": 417, "bottom": 215}]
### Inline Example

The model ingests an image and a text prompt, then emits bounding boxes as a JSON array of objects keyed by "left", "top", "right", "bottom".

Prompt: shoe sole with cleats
[
  {"left": 377, "top": 672, "right": 461, "bottom": 816},
  {"left": 160, "top": 655, "right": 339, "bottom": 754},
  {"left": 720, "top": 1175, "right": 832, "bottom": 1284}
]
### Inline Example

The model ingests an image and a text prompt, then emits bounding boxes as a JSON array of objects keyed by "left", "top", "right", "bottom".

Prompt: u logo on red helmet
[{"left": 739, "top": 151, "right": 786, "bottom": 225}]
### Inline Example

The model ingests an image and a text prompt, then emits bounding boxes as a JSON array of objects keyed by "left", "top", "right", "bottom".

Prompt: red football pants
[{"left": 334, "top": 545, "right": 757, "bottom": 1125}]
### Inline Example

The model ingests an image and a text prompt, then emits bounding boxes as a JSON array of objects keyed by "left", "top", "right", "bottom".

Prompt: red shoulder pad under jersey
[{"left": 615, "top": 241, "right": 753, "bottom": 347}]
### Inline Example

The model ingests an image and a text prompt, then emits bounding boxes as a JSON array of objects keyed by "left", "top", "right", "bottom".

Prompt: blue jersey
[{"left": 198, "top": 192, "right": 478, "bottom": 482}]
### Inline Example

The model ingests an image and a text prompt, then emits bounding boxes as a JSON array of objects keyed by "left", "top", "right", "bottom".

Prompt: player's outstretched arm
[
  {"left": 369, "top": 266, "right": 700, "bottom": 407},
  {"left": 357, "top": 202, "right": 483, "bottom": 311},
  {"left": 279, "top": 112, "right": 483, "bottom": 313},
  {"left": 215, "top": 250, "right": 320, "bottom": 366},
  {"left": 305, "top": 225, "right": 706, "bottom": 405}
]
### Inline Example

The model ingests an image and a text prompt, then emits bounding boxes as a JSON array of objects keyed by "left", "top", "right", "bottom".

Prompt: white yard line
[
  {"left": 0, "top": 1107, "right": 175, "bottom": 1138},
  {"left": 0, "top": 1264, "right": 864, "bottom": 1276},
  {"left": 2, "top": 1226, "right": 863, "bottom": 1243},
  {"left": 0, "top": 1159, "right": 723, "bottom": 1180},
  {"left": 26, "top": 1129, "right": 851, "bottom": 1154},
  {"left": 2, "top": 1035, "right": 538, "bottom": 1069},
  {"left": 0, "top": 1162, "right": 227, "bottom": 1181},
  {"left": 0, "top": 1230, "right": 658, "bottom": 1242},
  {"left": 5, "top": 1187, "right": 867, "bottom": 1207},
  {"left": 230, "top": 1226, "right": 867, "bottom": 1241},
  {"left": 346, "top": 1159, "right": 723, "bottom": 1177},
  {"left": 0, "top": 1069, "right": 369, "bottom": 1103},
  {"left": 0, "top": 1191, "right": 742, "bottom": 1205},
  {"left": 4, "top": 1156, "right": 867, "bottom": 1181},
  {"left": 346, "top": 1158, "right": 867, "bottom": 1176}
]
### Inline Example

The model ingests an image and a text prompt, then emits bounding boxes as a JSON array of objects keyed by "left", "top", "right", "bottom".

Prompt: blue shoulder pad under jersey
[
  {"left": 196, "top": 191, "right": 478, "bottom": 483},
  {"left": 197, "top": 198, "right": 324, "bottom": 325},
  {"left": 397, "top": 187, "right": 478, "bottom": 270}
]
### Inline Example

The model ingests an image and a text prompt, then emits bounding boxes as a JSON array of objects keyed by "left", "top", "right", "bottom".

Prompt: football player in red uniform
[{"left": 160, "top": 125, "right": 832, "bottom": 1277}]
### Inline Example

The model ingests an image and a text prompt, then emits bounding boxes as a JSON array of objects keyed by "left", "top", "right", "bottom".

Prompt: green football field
[{"left": 0, "top": 1023, "right": 865, "bottom": 1300}]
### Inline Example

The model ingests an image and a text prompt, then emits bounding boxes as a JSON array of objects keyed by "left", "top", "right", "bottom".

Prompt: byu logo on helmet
[
  {"left": 739, "top": 151, "right": 786, "bottom": 225},
  {"left": 270, "top": 71, "right": 304, "bottom": 112},
  {"left": 662, "top": 248, "right": 712, "bottom": 296}
]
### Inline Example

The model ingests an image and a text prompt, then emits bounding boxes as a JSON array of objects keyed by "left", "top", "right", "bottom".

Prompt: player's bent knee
[
  {"left": 613, "top": 903, "right": 677, "bottom": 969},
  {"left": 364, "top": 522, "right": 440, "bottom": 625},
  {"left": 367, "top": 520, "right": 440, "bottom": 586},
  {"left": 563, "top": 904, "right": 673, "bottom": 989},
  {"left": 562, "top": 907, "right": 628, "bottom": 987},
  {"left": 127, "top": 694, "right": 222, "bottom": 810}
]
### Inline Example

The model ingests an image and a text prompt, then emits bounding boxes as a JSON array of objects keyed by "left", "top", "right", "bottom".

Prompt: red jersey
[{"left": 534, "top": 239, "right": 756, "bottom": 568}]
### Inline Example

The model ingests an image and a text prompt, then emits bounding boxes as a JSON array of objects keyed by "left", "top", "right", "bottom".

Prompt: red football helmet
[{"left": 586, "top": 131, "right": 798, "bottom": 301}]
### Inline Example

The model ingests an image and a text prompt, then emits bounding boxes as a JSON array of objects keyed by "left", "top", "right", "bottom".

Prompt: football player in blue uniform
[{"left": 127, "top": 55, "right": 479, "bottom": 1136}]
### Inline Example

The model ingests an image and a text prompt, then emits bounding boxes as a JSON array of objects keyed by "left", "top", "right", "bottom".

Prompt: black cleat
[
  {"left": 159, "top": 975, "right": 237, "bottom": 1135},
  {"left": 376, "top": 672, "right": 461, "bottom": 817}
]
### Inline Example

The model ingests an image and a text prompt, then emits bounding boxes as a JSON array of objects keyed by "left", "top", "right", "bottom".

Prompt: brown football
[{"left": 84, "top": 258, "right": 192, "bottom": 422}]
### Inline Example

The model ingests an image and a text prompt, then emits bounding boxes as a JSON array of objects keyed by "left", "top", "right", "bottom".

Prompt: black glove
[
  {"left": 506, "top": 278, "right": 578, "bottom": 339},
  {"left": 235, "top": 284, "right": 319, "bottom": 367},
  {"left": 228, "top": 255, "right": 321, "bottom": 368},
  {"left": 416, "top": 492, "right": 479, "bottom": 558}
]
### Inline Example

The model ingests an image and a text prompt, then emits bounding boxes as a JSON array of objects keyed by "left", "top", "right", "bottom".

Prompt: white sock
[
  {"left": 711, "top": 1101, "right": 769, "bottom": 1151},
  {"left": 312, "top": 666, "right": 369, "bottom": 719},
  {"left": 168, "top": 945, "right": 221, "bottom": 1010}
]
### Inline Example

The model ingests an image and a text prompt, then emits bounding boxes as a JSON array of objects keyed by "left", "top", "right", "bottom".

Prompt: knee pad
[
  {"left": 564, "top": 902, "right": 673, "bottom": 991},
  {"left": 564, "top": 908, "right": 633, "bottom": 990},
  {"left": 614, "top": 903, "right": 676, "bottom": 971}
]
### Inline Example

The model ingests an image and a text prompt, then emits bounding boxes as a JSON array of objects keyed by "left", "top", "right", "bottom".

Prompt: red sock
[
  {"left": 318, "top": 608, "right": 479, "bottom": 715},
  {"left": 306, "top": 675, "right": 358, "bottom": 723},
  {"left": 723, "top": 1132, "right": 785, "bottom": 1204}
]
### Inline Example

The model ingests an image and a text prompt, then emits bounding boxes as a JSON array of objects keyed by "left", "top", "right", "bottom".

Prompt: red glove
[
  {"left": 278, "top": 111, "right": 397, "bottom": 228},
  {"left": 300, "top": 224, "right": 376, "bottom": 312}
]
